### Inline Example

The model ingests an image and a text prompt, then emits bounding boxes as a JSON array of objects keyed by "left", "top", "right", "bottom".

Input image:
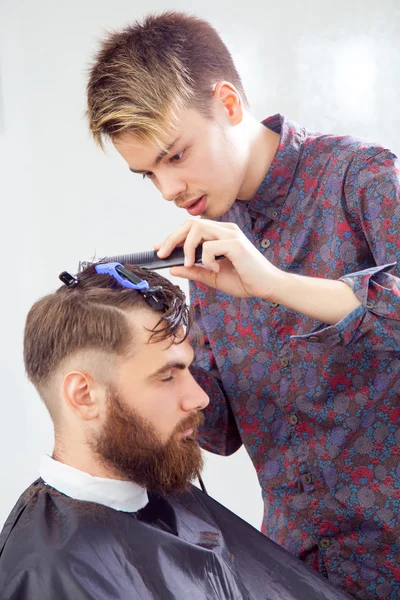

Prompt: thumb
[{"left": 170, "top": 265, "right": 216, "bottom": 286}]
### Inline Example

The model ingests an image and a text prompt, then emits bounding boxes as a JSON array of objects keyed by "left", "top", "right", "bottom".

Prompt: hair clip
[
  {"left": 95, "top": 262, "right": 166, "bottom": 311},
  {"left": 59, "top": 271, "right": 79, "bottom": 288},
  {"left": 95, "top": 262, "right": 149, "bottom": 290}
]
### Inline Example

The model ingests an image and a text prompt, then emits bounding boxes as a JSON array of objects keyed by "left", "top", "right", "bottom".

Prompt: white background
[{"left": 0, "top": 0, "right": 399, "bottom": 529}]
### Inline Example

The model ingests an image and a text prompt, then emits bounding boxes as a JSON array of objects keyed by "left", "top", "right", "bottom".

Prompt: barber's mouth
[{"left": 185, "top": 196, "right": 207, "bottom": 217}]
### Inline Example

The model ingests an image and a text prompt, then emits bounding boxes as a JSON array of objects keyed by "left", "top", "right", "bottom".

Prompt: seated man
[{"left": 0, "top": 263, "right": 350, "bottom": 600}]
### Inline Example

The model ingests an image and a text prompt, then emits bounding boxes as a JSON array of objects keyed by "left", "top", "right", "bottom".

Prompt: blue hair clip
[
  {"left": 95, "top": 262, "right": 165, "bottom": 311},
  {"left": 95, "top": 262, "right": 149, "bottom": 291}
]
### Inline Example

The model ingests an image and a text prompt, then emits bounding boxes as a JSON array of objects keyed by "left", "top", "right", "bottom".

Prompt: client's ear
[{"left": 63, "top": 371, "right": 102, "bottom": 421}]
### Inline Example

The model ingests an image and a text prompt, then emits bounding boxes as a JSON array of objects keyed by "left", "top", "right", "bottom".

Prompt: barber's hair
[
  {"left": 86, "top": 11, "right": 247, "bottom": 149},
  {"left": 24, "top": 264, "right": 190, "bottom": 393}
]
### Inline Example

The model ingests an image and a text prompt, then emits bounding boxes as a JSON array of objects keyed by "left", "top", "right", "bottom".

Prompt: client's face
[{"left": 91, "top": 309, "right": 209, "bottom": 495}]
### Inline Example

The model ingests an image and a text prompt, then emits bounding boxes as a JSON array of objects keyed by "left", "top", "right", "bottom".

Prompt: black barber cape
[{"left": 0, "top": 480, "right": 351, "bottom": 600}]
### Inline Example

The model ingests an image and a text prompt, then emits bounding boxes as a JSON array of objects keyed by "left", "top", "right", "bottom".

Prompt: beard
[{"left": 90, "top": 385, "right": 204, "bottom": 496}]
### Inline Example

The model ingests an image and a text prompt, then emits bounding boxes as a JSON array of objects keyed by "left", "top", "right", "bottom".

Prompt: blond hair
[{"left": 86, "top": 11, "right": 247, "bottom": 149}]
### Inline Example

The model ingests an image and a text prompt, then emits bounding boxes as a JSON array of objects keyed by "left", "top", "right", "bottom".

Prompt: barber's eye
[
  {"left": 170, "top": 150, "right": 184, "bottom": 163},
  {"left": 142, "top": 172, "right": 154, "bottom": 179}
]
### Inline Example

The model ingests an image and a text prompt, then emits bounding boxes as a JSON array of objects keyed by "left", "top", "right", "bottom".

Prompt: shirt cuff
[
  {"left": 340, "top": 262, "right": 400, "bottom": 320},
  {"left": 291, "top": 263, "right": 400, "bottom": 346}
]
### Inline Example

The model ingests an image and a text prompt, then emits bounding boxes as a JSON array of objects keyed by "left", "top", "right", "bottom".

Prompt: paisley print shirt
[{"left": 190, "top": 114, "right": 400, "bottom": 600}]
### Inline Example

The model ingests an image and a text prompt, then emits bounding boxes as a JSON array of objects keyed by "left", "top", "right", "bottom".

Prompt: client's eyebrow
[
  {"left": 147, "top": 353, "right": 196, "bottom": 381},
  {"left": 129, "top": 137, "right": 181, "bottom": 174}
]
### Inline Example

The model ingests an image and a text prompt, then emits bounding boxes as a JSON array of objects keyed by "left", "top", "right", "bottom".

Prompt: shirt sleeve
[
  {"left": 189, "top": 281, "right": 242, "bottom": 456},
  {"left": 298, "top": 149, "right": 400, "bottom": 350}
]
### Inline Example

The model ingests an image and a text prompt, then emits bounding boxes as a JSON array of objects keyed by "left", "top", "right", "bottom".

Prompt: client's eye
[{"left": 161, "top": 375, "right": 174, "bottom": 382}]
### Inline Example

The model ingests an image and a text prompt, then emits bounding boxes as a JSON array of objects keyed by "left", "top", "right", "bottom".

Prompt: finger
[
  {"left": 201, "top": 238, "right": 243, "bottom": 270},
  {"left": 183, "top": 224, "right": 203, "bottom": 268},
  {"left": 197, "top": 220, "right": 240, "bottom": 238},
  {"left": 201, "top": 241, "right": 224, "bottom": 273},
  {"left": 157, "top": 220, "right": 194, "bottom": 258},
  {"left": 159, "top": 219, "right": 240, "bottom": 257},
  {"left": 153, "top": 242, "right": 161, "bottom": 250},
  {"left": 181, "top": 220, "right": 238, "bottom": 267},
  {"left": 170, "top": 265, "right": 216, "bottom": 286}
]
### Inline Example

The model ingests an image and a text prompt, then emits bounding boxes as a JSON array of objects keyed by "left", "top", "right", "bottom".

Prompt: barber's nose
[{"left": 159, "top": 175, "right": 186, "bottom": 202}]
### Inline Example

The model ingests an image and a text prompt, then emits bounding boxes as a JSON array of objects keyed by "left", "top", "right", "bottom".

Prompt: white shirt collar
[{"left": 40, "top": 455, "right": 149, "bottom": 513}]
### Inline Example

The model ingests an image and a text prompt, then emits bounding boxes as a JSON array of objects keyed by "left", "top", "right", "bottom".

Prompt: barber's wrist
[
  {"left": 259, "top": 268, "right": 292, "bottom": 304},
  {"left": 263, "top": 270, "right": 361, "bottom": 324}
]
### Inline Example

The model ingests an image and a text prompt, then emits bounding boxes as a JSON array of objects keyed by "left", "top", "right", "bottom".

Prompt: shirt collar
[
  {"left": 248, "top": 114, "right": 306, "bottom": 220},
  {"left": 40, "top": 454, "right": 149, "bottom": 513}
]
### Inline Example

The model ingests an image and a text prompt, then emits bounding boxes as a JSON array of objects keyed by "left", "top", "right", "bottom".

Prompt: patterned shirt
[{"left": 189, "top": 114, "right": 400, "bottom": 600}]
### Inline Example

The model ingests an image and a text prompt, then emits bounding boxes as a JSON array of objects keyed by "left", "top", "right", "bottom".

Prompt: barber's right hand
[{"left": 155, "top": 219, "right": 287, "bottom": 301}]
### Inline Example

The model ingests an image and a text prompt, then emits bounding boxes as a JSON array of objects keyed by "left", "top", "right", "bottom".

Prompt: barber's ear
[
  {"left": 63, "top": 371, "right": 102, "bottom": 420},
  {"left": 213, "top": 81, "right": 243, "bottom": 125}
]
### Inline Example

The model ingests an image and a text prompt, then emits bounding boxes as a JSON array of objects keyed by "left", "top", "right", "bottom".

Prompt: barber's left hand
[{"left": 156, "top": 219, "right": 286, "bottom": 300}]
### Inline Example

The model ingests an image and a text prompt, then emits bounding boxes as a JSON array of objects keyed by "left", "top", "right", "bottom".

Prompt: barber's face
[
  {"left": 91, "top": 309, "right": 209, "bottom": 494},
  {"left": 113, "top": 106, "right": 248, "bottom": 220}
]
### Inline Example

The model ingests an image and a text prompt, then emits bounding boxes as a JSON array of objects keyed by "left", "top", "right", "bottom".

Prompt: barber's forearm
[{"left": 271, "top": 272, "right": 362, "bottom": 325}]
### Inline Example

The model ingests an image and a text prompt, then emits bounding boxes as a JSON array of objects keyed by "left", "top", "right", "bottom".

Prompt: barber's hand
[{"left": 155, "top": 219, "right": 287, "bottom": 300}]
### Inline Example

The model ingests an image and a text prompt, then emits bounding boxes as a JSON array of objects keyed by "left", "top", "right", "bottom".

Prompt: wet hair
[{"left": 24, "top": 263, "right": 190, "bottom": 397}]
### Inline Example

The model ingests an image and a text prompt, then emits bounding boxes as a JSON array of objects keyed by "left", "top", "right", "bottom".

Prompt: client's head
[{"left": 23, "top": 263, "right": 209, "bottom": 495}]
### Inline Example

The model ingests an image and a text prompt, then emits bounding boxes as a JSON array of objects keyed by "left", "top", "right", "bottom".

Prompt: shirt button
[
  {"left": 366, "top": 301, "right": 374, "bottom": 309},
  {"left": 261, "top": 238, "right": 271, "bottom": 249},
  {"left": 302, "top": 473, "right": 313, "bottom": 485},
  {"left": 280, "top": 357, "right": 289, "bottom": 367},
  {"left": 289, "top": 414, "right": 298, "bottom": 425},
  {"left": 320, "top": 538, "right": 331, "bottom": 549},
  {"left": 270, "top": 302, "right": 279, "bottom": 308},
  {"left": 308, "top": 336, "right": 319, "bottom": 342},
  {"left": 271, "top": 210, "right": 278, "bottom": 218}
]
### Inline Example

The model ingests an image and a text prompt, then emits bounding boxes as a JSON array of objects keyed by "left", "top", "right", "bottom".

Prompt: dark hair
[
  {"left": 87, "top": 11, "right": 248, "bottom": 148},
  {"left": 24, "top": 263, "right": 190, "bottom": 389}
]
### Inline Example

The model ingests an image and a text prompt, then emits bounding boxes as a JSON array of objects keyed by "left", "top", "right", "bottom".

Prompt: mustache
[{"left": 175, "top": 411, "right": 205, "bottom": 435}]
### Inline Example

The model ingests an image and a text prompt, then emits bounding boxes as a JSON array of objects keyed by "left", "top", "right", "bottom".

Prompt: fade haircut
[
  {"left": 86, "top": 11, "right": 248, "bottom": 149},
  {"left": 24, "top": 263, "right": 190, "bottom": 417}
]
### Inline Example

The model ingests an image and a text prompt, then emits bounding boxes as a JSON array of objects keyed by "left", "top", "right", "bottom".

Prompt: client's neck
[{"left": 53, "top": 439, "right": 128, "bottom": 481}]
